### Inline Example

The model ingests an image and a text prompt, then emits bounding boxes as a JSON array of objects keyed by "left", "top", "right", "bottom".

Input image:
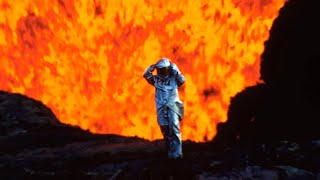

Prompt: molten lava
[{"left": 0, "top": 0, "right": 285, "bottom": 142}]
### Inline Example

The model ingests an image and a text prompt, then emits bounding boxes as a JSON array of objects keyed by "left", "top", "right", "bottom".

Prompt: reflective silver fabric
[
  {"left": 143, "top": 60, "right": 185, "bottom": 159},
  {"left": 143, "top": 63, "right": 185, "bottom": 125},
  {"left": 155, "top": 58, "right": 171, "bottom": 68},
  {"left": 159, "top": 110, "right": 182, "bottom": 158}
]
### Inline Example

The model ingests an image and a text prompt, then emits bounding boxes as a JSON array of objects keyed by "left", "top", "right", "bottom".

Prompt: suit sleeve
[
  {"left": 171, "top": 63, "right": 185, "bottom": 87},
  {"left": 176, "top": 72, "right": 185, "bottom": 87},
  {"left": 143, "top": 65, "right": 155, "bottom": 85}
]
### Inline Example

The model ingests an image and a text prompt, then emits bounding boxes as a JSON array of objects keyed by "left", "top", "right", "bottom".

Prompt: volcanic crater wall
[{"left": 214, "top": 0, "right": 320, "bottom": 147}]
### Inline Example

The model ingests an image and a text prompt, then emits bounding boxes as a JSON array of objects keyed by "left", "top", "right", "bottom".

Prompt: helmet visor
[{"left": 157, "top": 67, "right": 170, "bottom": 77}]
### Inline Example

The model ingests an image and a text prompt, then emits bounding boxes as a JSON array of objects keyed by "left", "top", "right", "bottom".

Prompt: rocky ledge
[{"left": 1, "top": 92, "right": 320, "bottom": 179}]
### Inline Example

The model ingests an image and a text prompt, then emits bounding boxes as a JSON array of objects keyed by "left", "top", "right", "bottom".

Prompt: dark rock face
[
  {"left": 260, "top": 0, "right": 320, "bottom": 140},
  {"left": 214, "top": 0, "right": 320, "bottom": 148},
  {"left": 2, "top": 91, "right": 320, "bottom": 179},
  {"left": 211, "top": 0, "right": 320, "bottom": 178},
  {"left": 0, "top": 91, "right": 61, "bottom": 136}
]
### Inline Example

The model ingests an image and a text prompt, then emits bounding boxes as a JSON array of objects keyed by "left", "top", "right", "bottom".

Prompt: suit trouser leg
[{"left": 159, "top": 110, "right": 182, "bottom": 158}]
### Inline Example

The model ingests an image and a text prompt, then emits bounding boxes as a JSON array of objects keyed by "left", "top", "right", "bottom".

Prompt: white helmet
[{"left": 155, "top": 58, "right": 171, "bottom": 68}]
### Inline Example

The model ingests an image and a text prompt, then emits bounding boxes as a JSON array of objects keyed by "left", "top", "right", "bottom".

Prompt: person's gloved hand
[
  {"left": 170, "top": 63, "right": 180, "bottom": 75},
  {"left": 147, "top": 64, "right": 156, "bottom": 72}
]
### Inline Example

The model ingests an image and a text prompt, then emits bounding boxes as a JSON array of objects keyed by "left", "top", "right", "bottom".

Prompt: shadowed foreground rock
[
  {"left": 214, "top": 0, "right": 320, "bottom": 150},
  {"left": 1, "top": 90, "right": 320, "bottom": 180}
]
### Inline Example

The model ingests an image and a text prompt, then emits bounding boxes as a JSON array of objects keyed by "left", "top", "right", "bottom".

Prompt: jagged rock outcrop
[
  {"left": 0, "top": 91, "right": 61, "bottom": 136},
  {"left": 214, "top": 0, "right": 320, "bottom": 149}
]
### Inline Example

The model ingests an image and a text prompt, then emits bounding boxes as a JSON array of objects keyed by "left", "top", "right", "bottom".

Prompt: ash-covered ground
[{"left": 1, "top": 0, "right": 320, "bottom": 179}]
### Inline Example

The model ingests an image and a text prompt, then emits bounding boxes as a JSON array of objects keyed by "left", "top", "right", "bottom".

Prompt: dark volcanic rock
[
  {"left": 214, "top": 0, "right": 320, "bottom": 148},
  {"left": 211, "top": 0, "right": 320, "bottom": 178},
  {"left": 0, "top": 91, "right": 61, "bottom": 136},
  {"left": 259, "top": 0, "right": 320, "bottom": 141},
  {"left": 2, "top": 89, "right": 319, "bottom": 180}
]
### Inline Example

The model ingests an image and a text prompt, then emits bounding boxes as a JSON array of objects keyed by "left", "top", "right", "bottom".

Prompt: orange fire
[{"left": 0, "top": 0, "right": 285, "bottom": 142}]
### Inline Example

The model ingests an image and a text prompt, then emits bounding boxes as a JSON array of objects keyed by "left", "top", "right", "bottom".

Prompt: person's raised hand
[
  {"left": 148, "top": 64, "right": 156, "bottom": 72},
  {"left": 170, "top": 63, "right": 180, "bottom": 75}
]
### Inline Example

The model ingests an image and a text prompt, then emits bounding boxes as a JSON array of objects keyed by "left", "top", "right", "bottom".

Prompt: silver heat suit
[{"left": 143, "top": 64, "right": 185, "bottom": 159}]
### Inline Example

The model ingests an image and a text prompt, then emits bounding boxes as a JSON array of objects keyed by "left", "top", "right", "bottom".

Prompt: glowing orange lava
[{"left": 0, "top": 0, "right": 285, "bottom": 142}]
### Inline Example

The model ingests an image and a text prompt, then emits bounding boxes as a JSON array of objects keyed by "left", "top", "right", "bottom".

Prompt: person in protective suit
[{"left": 143, "top": 58, "right": 185, "bottom": 159}]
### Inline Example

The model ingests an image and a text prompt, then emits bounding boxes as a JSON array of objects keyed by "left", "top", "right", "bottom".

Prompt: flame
[{"left": 0, "top": 0, "right": 285, "bottom": 142}]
